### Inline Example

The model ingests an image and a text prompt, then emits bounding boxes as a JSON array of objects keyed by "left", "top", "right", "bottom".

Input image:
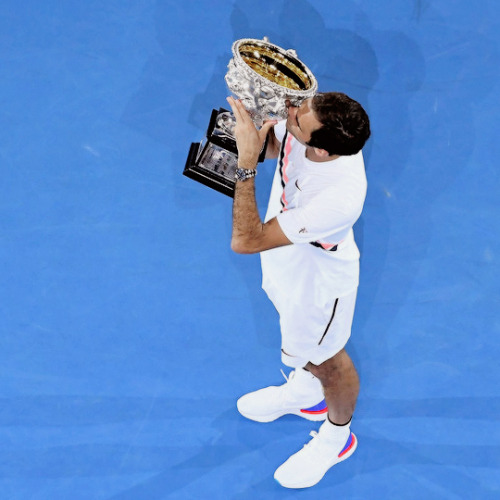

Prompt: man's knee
[{"left": 305, "top": 348, "right": 349, "bottom": 381}]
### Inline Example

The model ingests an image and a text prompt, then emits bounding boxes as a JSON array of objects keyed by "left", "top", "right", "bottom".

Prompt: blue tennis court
[{"left": 0, "top": 0, "right": 499, "bottom": 498}]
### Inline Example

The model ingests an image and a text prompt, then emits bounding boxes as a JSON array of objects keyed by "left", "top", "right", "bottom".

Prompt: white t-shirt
[{"left": 260, "top": 120, "right": 367, "bottom": 307}]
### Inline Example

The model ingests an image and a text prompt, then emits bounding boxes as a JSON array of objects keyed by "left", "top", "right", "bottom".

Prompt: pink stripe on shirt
[{"left": 281, "top": 134, "right": 294, "bottom": 211}]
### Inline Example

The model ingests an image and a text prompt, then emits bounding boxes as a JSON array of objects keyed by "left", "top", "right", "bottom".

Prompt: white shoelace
[
  {"left": 280, "top": 368, "right": 295, "bottom": 383},
  {"left": 304, "top": 431, "right": 319, "bottom": 448}
]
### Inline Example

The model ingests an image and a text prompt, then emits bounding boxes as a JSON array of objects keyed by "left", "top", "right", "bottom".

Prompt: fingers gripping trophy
[{"left": 184, "top": 37, "right": 318, "bottom": 196}]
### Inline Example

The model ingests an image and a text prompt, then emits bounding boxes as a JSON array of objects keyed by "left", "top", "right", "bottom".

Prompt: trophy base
[
  {"left": 183, "top": 108, "right": 267, "bottom": 198},
  {"left": 183, "top": 142, "right": 236, "bottom": 198}
]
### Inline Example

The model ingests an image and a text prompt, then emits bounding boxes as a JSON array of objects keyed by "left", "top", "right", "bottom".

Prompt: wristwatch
[{"left": 235, "top": 167, "right": 257, "bottom": 182}]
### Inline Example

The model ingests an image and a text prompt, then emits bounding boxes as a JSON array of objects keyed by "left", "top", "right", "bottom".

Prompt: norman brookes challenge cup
[
  {"left": 225, "top": 38, "right": 318, "bottom": 126},
  {"left": 183, "top": 37, "right": 318, "bottom": 197}
]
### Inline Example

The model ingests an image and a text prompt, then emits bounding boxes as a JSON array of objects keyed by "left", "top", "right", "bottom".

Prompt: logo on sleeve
[{"left": 299, "top": 227, "right": 307, "bottom": 234}]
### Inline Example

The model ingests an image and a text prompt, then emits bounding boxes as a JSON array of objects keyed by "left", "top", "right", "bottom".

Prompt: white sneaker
[
  {"left": 274, "top": 420, "right": 357, "bottom": 489},
  {"left": 237, "top": 369, "right": 328, "bottom": 422}
]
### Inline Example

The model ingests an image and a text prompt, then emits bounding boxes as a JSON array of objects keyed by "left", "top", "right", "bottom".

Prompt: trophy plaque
[{"left": 184, "top": 37, "right": 318, "bottom": 197}]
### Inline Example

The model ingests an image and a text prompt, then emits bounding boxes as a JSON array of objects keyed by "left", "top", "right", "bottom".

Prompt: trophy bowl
[{"left": 225, "top": 37, "right": 318, "bottom": 126}]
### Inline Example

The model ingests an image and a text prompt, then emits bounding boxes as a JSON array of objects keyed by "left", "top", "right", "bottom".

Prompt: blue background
[{"left": 0, "top": 0, "right": 499, "bottom": 498}]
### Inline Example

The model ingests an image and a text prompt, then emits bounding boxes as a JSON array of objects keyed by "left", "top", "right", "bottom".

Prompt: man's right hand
[{"left": 226, "top": 97, "right": 277, "bottom": 168}]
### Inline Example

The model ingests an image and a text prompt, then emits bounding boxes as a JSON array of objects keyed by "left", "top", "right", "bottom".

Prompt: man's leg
[
  {"left": 274, "top": 348, "right": 359, "bottom": 488},
  {"left": 305, "top": 348, "right": 359, "bottom": 425}
]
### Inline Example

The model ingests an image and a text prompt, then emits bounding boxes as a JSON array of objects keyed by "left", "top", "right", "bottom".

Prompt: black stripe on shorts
[{"left": 318, "top": 298, "right": 339, "bottom": 345}]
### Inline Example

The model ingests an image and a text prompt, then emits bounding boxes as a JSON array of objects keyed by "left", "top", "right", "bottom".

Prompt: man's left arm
[{"left": 227, "top": 97, "right": 292, "bottom": 254}]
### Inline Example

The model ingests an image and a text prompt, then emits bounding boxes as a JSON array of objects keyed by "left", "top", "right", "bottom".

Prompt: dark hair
[{"left": 308, "top": 92, "right": 371, "bottom": 156}]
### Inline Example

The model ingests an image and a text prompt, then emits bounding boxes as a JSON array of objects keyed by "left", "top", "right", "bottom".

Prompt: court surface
[{"left": 0, "top": 1, "right": 499, "bottom": 498}]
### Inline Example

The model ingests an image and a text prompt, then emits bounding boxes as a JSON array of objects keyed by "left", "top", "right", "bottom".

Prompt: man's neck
[{"left": 305, "top": 147, "right": 340, "bottom": 163}]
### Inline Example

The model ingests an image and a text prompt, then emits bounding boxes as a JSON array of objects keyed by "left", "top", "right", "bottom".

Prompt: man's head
[{"left": 286, "top": 92, "right": 371, "bottom": 157}]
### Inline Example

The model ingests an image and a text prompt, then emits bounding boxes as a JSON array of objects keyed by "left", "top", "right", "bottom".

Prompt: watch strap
[{"left": 235, "top": 168, "right": 257, "bottom": 181}]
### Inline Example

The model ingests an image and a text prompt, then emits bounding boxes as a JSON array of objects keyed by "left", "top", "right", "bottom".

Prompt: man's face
[{"left": 285, "top": 98, "right": 323, "bottom": 147}]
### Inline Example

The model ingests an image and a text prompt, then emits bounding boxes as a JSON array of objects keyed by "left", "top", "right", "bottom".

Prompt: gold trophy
[{"left": 184, "top": 37, "right": 317, "bottom": 197}]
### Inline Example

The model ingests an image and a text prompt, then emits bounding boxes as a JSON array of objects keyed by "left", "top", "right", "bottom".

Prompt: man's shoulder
[{"left": 301, "top": 154, "right": 367, "bottom": 206}]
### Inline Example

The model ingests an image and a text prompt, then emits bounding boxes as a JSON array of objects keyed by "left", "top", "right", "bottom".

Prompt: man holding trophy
[{"left": 187, "top": 38, "right": 370, "bottom": 488}]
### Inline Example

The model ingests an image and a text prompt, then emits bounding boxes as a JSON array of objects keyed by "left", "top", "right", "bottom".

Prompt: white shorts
[{"left": 276, "top": 289, "right": 358, "bottom": 368}]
